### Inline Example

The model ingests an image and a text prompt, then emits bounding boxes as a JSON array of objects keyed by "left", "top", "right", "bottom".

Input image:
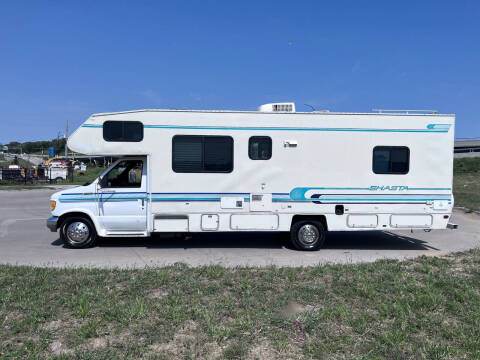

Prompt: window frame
[
  {"left": 103, "top": 121, "right": 144, "bottom": 142},
  {"left": 248, "top": 136, "right": 272, "bottom": 160},
  {"left": 172, "top": 135, "right": 234, "bottom": 173},
  {"left": 100, "top": 159, "right": 144, "bottom": 188},
  {"left": 372, "top": 146, "right": 410, "bottom": 175}
]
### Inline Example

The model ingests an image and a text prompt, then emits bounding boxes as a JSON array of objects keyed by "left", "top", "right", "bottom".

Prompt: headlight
[{"left": 51, "top": 200, "right": 56, "bottom": 211}]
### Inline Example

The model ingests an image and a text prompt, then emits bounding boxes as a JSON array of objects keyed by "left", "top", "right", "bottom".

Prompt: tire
[
  {"left": 55, "top": 177, "right": 63, "bottom": 184},
  {"left": 290, "top": 220, "right": 326, "bottom": 251},
  {"left": 60, "top": 216, "right": 97, "bottom": 248}
]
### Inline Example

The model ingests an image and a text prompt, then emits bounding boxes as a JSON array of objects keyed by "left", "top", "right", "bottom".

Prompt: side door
[
  {"left": 248, "top": 136, "right": 273, "bottom": 212},
  {"left": 97, "top": 158, "right": 147, "bottom": 232}
]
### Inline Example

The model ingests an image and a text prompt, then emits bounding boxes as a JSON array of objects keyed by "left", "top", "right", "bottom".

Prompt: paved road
[{"left": 0, "top": 188, "right": 479, "bottom": 268}]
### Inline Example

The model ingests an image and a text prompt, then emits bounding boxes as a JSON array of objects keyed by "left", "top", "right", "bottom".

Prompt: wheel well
[
  {"left": 291, "top": 215, "right": 328, "bottom": 231},
  {"left": 57, "top": 212, "right": 94, "bottom": 230}
]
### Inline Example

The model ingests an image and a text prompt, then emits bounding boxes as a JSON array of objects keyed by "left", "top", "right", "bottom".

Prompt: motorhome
[{"left": 47, "top": 103, "right": 455, "bottom": 250}]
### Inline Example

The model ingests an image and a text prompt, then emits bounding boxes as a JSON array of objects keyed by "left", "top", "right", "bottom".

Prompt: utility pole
[{"left": 64, "top": 120, "right": 69, "bottom": 159}]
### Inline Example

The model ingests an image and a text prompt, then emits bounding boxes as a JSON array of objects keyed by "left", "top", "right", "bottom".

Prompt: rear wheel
[
  {"left": 60, "top": 216, "right": 97, "bottom": 248},
  {"left": 290, "top": 220, "right": 326, "bottom": 251}
]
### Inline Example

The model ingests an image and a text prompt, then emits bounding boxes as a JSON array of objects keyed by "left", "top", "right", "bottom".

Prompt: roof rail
[{"left": 372, "top": 109, "right": 439, "bottom": 114}]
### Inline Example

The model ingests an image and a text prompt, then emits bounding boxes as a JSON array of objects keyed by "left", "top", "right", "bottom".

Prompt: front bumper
[{"left": 47, "top": 216, "right": 59, "bottom": 232}]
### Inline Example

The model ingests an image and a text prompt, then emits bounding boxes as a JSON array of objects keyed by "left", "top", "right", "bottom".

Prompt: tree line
[{"left": 1, "top": 138, "right": 67, "bottom": 155}]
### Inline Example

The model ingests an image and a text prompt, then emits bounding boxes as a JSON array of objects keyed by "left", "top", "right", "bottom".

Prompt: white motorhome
[{"left": 47, "top": 103, "right": 455, "bottom": 250}]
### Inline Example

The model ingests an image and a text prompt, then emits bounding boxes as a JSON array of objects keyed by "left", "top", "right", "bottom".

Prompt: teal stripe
[
  {"left": 427, "top": 124, "right": 451, "bottom": 130},
  {"left": 81, "top": 124, "right": 449, "bottom": 133},
  {"left": 60, "top": 197, "right": 145, "bottom": 201},
  {"left": 314, "top": 187, "right": 371, "bottom": 190},
  {"left": 151, "top": 197, "right": 250, "bottom": 202},
  {"left": 152, "top": 197, "right": 221, "bottom": 201},
  {"left": 144, "top": 125, "right": 447, "bottom": 133},
  {"left": 408, "top": 187, "right": 451, "bottom": 191},
  {"left": 315, "top": 187, "right": 451, "bottom": 191},
  {"left": 310, "top": 198, "right": 450, "bottom": 201},
  {"left": 60, "top": 197, "right": 449, "bottom": 203}
]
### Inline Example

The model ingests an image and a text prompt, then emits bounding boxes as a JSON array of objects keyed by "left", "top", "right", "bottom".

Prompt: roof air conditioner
[{"left": 258, "top": 102, "right": 295, "bottom": 112}]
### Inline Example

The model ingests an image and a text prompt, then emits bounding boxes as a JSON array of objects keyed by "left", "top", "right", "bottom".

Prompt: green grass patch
[
  {"left": 453, "top": 158, "right": 480, "bottom": 210},
  {"left": 69, "top": 166, "right": 104, "bottom": 185},
  {"left": 454, "top": 157, "right": 480, "bottom": 174},
  {"left": 453, "top": 173, "right": 480, "bottom": 211},
  {"left": 1, "top": 250, "right": 479, "bottom": 359},
  {"left": 51, "top": 166, "right": 104, "bottom": 186}
]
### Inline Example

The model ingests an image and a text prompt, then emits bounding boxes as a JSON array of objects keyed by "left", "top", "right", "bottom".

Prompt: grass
[
  {"left": 454, "top": 157, "right": 480, "bottom": 174},
  {"left": 453, "top": 173, "right": 480, "bottom": 211},
  {"left": 68, "top": 166, "right": 104, "bottom": 185},
  {"left": 50, "top": 166, "right": 104, "bottom": 186},
  {"left": 1, "top": 250, "right": 480, "bottom": 359},
  {"left": 453, "top": 157, "right": 480, "bottom": 211}
]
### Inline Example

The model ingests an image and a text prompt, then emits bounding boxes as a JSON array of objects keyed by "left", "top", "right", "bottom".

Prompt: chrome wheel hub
[
  {"left": 66, "top": 222, "right": 90, "bottom": 243},
  {"left": 298, "top": 224, "right": 319, "bottom": 245}
]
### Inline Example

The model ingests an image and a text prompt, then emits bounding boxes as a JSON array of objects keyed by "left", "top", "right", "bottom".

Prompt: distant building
[{"left": 454, "top": 140, "right": 480, "bottom": 158}]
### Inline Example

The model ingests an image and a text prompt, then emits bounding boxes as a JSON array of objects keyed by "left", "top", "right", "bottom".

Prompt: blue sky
[{"left": 1, "top": 1, "right": 479, "bottom": 143}]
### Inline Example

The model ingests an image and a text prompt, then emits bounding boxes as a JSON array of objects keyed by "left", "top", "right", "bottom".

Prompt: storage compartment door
[
  {"left": 201, "top": 214, "right": 219, "bottom": 230},
  {"left": 153, "top": 216, "right": 189, "bottom": 232},
  {"left": 230, "top": 214, "right": 278, "bottom": 230},
  {"left": 347, "top": 215, "right": 378, "bottom": 228},
  {"left": 390, "top": 214, "right": 433, "bottom": 228}
]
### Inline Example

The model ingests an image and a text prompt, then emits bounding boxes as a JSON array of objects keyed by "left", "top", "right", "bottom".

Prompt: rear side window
[
  {"left": 172, "top": 135, "right": 233, "bottom": 173},
  {"left": 249, "top": 136, "right": 272, "bottom": 160},
  {"left": 103, "top": 121, "right": 143, "bottom": 142},
  {"left": 373, "top": 146, "right": 409, "bottom": 174}
]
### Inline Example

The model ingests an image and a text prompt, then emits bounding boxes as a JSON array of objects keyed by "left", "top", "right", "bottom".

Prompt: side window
[
  {"left": 172, "top": 135, "right": 233, "bottom": 173},
  {"left": 101, "top": 160, "right": 143, "bottom": 188},
  {"left": 103, "top": 121, "right": 143, "bottom": 142},
  {"left": 249, "top": 136, "right": 272, "bottom": 160},
  {"left": 373, "top": 146, "right": 409, "bottom": 174}
]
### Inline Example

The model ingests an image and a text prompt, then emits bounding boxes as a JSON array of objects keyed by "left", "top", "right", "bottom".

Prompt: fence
[{"left": 0, "top": 166, "right": 74, "bottom": 185}]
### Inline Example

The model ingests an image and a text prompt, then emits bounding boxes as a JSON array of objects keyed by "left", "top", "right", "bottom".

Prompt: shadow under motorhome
[{"left": 46, "top": 103, "right": 455, "bottom": 250}]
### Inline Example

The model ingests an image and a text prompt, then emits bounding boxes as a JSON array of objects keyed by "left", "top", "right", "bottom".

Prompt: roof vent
[{"left": 258, "top": 102, "right": 295, "bottom": 112}]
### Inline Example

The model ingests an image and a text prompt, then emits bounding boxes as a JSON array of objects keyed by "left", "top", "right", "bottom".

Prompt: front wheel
[
  {"left": 290, "top": 220, "right": 326, "bottom": 251},
  {"left": 60, "top": 216, "right": 97, "bottom": 248}
]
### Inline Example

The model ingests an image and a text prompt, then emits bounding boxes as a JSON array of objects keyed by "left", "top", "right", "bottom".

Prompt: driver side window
[{"left": 101, "top": 160, "right": 143, "bottom": 188}]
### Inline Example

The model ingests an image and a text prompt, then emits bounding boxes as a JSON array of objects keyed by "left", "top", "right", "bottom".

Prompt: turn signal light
[{"left": 51, "top": 201, "right": 56, "bottom": 211}]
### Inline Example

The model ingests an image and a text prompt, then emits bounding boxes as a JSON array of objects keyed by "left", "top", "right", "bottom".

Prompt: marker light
[{"left": 51, "top": 201, "right": 56, "bottom": 211}]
